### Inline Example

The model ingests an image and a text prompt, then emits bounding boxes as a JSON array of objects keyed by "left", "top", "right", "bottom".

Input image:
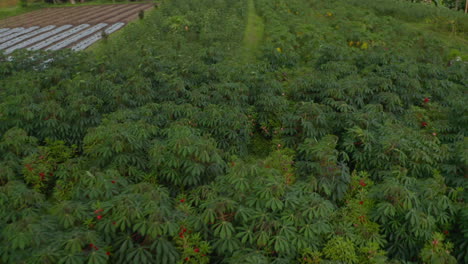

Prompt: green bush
[{"left": 0, "top": 0, "right": 466, "bottom": 263}]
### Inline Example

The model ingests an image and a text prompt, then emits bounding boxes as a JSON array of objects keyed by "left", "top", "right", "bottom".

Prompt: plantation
[{"left": 0, "top": 0, "right": 467, "bottom": 263}]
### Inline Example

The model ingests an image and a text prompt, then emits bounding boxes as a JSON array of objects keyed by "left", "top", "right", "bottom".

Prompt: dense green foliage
[
  {"left": 406, "top": 0, "right": 467, "bottom": 12},
  {"left": 0, "top": 0, "right": 467, "bottom": 263}
]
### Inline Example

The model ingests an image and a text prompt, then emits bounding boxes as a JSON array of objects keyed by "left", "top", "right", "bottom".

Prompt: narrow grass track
[{"left": 242, "top": 0, "right": 264, "bottom": 62}]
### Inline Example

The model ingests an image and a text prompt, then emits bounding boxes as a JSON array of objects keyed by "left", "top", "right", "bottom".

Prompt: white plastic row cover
[
  {"left": 46, "top": 23, "right": 108, "bottom": 51},
  {"left": 71, "top": 22, "right": 125, "bottom": 51},
  {"left": 0, "top": 28, "right": 24, "bottom": 38},
  {"left": 4, "top": 25, "right": 73, "bottom": 54},
  {"left": 28, "top": 24, "right": 90, "bottom": 51},
  {"left": 0, "top": 26, "right": 56, "bottom": 50},
  {"left": 0, "top": 27, "right": 39, "bottom": 44},
  {"left": 0, "top": 28, "right": 11, "bottom": 34}
]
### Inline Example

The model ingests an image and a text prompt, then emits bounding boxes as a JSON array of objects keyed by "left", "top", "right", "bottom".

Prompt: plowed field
[{"left": 0, "top": 3, "right": 154, "bottom": 53}]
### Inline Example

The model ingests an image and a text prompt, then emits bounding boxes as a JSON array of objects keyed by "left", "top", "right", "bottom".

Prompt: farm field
[
  {"left": 0, "top": 0, "right": 467, "bottom": 264},
  {"left": 0, "top": 3, "right": 154, "bottom": 53},
  {"left": 0, "top": 0, "right": 17, "bottom": 8}
]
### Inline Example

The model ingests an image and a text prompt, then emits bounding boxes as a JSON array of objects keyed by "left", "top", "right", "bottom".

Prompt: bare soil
[
  {"left": 0, "top": 3, "right": 155, "bottom": 52},
  {"left": 0, "top": 3, "right": 154, "bottom": 28}
]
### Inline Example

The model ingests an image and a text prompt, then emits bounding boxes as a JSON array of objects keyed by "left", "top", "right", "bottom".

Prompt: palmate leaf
[
  {"left": 96, "top": 218, "right": 117, "bottom": 235},
  {"left": 213, "top": 221, "right": 234, "bottom": 239},
  {"left": 151, "top": 238, "right": 179, "bottom": 264},
  {"left": 226, "top": 249, "right": 269, "bottom": 264},
  {"left": 163, "top": 222, "right": 180, "bottom": 237},
  {"left": 10, "top": 232, "right": 32, "bottom": 250},
  {"left": 237, "top": 227, "right": 255, "bottom": 245},
  {"left": 230, "top": 175, "right": 249, "bottom": 192},
  {"left": 311, "top": 220, "right": 332, "bottom": 235},
  {"left": 405, "top": 209, "right": 418, "bottom": 226},
  {"left": 234, "top": 206, "right": 255, "bottom": 222},
  {"left": 213, "top": 237, "right": 241, "bottom": 254},
  {"left": 126, "top": 247, "right": 153, "bottom": 264},
  {"left": 61, "top": 214, "right": 77, "bottom": 229},
  {"left": 278, "top": 224, "right": 296, "bottom": 239},
  {"left": 58, "top": 254, "right": 86, "bottom": 264},
  {"left": 292, "top": 236, "right": 311, "bottom": 251},
  {"left": 374, "top": 202, "right": 396, "bottom": 222},
  {"left": 300, "top": 224, "right": 315, "bottom": 239},
  {"left": 146, "top": 221, "right": 165, "bottom": 239},
  {"left": 265, "top": 197, "right": 283, "bottom": 212},
  {"left": 133, "top": 220, "right": 148, "bottom": 236},
  {"left": 87, "top": 251, "right": 108, "bottom": 264},
  {"left": 201, "top": 208, "right": 216, "bottom": 224},
  {"left": 256, "top": 230, "right": 270, "bottom": 247},
  {"left": 64, "top": 238, "right": 83, "bottom": 254},
  {"left": 272, "top": 235, "right": 292, "bottom": 255},
  {"left": 116, "top": 236, "right": 135, "bottom": 256},
  {"left": 25, "top": 246, "right": 60, "bottom": 264}
]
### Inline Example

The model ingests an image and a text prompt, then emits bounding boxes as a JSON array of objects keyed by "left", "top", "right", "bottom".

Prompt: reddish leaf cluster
[
  {"left": 358, "top": 215, "right": 366, "bottom": 223},
  {"left": 94, "top": 209, "right": 104, "bottom": 220},
  {"left": 25, "top": 164, "right": 33, "bottom": 171},
  {"left": 179, "top": 227, "right": 188, "bottom": 238},
  {"left": 354, "top": 141, "right": 363, "bottom": 146},
  {"left": 89, "top": 243, "right": 99, "bottom": 250},
  {"left": 359, "top": 179, "right": 367, "bottom": 187}
]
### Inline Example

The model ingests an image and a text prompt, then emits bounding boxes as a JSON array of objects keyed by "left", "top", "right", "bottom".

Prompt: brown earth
[
  {"left": 0, "top": 3, "right": 154, "bottom": 28},
  {"left": 0, "top": 0, "right": 18, "bottom": 9}
]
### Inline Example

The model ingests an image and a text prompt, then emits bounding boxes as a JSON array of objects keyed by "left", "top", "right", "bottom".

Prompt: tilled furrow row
[
  {"left": 1, "top": 8, "right": 64, "bottom": 28},
  {"left": 84, "top": 4, "right": 140, "bottom": 25},
  {"left": 0, "top": 9, "right": 46, "bottom": 27},
  {"left": 29, "top": 6, "right": 97, "bottom": 27},
  {"left": 105, "top": 4, "right": 152, "bottom": 24}
]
